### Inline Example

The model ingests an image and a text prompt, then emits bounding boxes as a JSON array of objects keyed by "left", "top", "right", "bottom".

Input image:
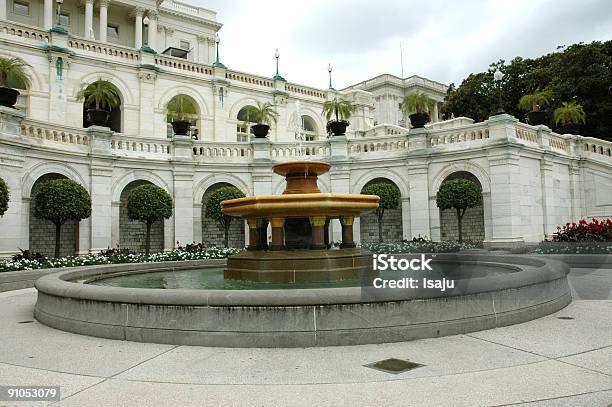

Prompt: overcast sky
[{"left": 194, "top": 0, "right": 611, "bottom": 89}]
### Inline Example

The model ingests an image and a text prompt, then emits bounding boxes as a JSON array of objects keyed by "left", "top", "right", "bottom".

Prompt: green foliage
[
  {"left": 322, "top": 97, "right": 353, "bottom": 122},
  {"left": 76, "top": 79, "right": 121, "bottom": 111},
  {"left": 442, "top": 40, "right": 612, "bottom": 139},
  {"left": 205, "top": 186, "right": 245, "bottom": 248},
  {"left": 241, "top": 102, "right": 279, "bottom": 126},
  {"left": 518, "top": 89, "right": 553, "bottom": 112},
  {"left": 127, "top": 184, "right": 173, "bottom": 224},
  {"left": 0, "top": 177, "right": 9, "bottom": 217},
  {"left": 362, "top": 181, "right": 401, "bottom": 243},
  {"left": 436, "top": 179, "right": 482, "bottom": 242},
  {"left": 0, "top": 56, "right": 31, "bottom": 89},
  {"left": 554, "top": 101, "right": 586, "bottom": 125},
  {"left": 33, "top": 179, "right": 92, "bottom": 258},
  {"left": 166, "top": 94, "right": 197, "bottom": 121},
  {"left": 34, "top": 179, "right": 91, "bottom": 226},
  {"left": 400, "top": 91, "right": 435, "bottom": 115}
]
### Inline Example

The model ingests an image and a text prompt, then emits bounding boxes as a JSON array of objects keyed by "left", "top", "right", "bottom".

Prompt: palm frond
[{"left": 0, "top": 57, "right": 31, "bottom": 89}]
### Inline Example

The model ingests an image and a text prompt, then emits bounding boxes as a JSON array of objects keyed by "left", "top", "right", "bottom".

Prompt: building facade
[{"left": 0, "top": 0, "right": 611, "bottom": 257}]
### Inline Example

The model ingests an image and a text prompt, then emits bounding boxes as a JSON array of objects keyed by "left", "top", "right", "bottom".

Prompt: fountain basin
[{"left": 33, "top": 254, "right": 571, "bottom": 348}]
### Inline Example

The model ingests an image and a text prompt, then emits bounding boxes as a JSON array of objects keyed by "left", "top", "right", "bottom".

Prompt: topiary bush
[
  {"left": 205, "top": 186, "right": 245, "bottom": 248},
  {"left": 436, "top": 179, "right": 482, "bottom": 243},
  {"left": 33, "top": 179, "right": 91, "bottom": 258},
  {"left": 126, "top": 184, "right": 173, "bottom": 255},
  {"left": 0, "top": 176, "right": 8, "bottom": 217},
  {"left": 362, "top": 181, "right": 401, "bottom": 243}
]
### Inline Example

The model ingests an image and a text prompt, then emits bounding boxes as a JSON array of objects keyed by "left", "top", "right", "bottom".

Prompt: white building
[{"left": 0, "top": 0, "right": 611, "bottom": 257}]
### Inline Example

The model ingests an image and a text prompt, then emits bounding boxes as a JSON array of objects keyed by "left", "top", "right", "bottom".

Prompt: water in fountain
[{"left": 293, "top": 100, "right": 305, "bottom": 157}]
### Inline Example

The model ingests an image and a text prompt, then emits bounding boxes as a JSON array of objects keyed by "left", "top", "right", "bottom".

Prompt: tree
[
  {"left": 553, "top": 101, "right": 586, "bottom": 125},
  {"left": 322, "top": 97, "right": 353, "bottom": 122},
  {"left": 33, "top": 179, "right": 91, "bottom": 258},
  {"left": 362, "top": 181, "right": 401, "bottom": 243},
  {"left": 518, "top": 89, "right": 553, "bottom": 112},
  {"left": 166, "top": 94, "right": 197, "bottom": 122},
  {"left": 241, "top": 102, "right": 279, "bottom": 125},
  {"left": 0, "top": 177, "right": 9, "bottom": 217},
  {"left": 126, "top": 184, "right": 173, "bottom": 255},
  {"left": 76, "top": 79, "right": 120, "bottom": 111},
  {"left": 436, "top": 179, "right": 482, "bottom": 242},
  {"left": 0, "top": 56, "right": 31, "bottom": 89},
  {"left": 205, "top": 186, "right": 245, "bottom": 248},
  {"left": 400, "top": 91, "right": 435, "bottom": 115}
]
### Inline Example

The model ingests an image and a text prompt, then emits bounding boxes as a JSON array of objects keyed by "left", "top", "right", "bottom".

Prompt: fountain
[{"left": 221, "top": 160, "right": 379, "bottom": 283}]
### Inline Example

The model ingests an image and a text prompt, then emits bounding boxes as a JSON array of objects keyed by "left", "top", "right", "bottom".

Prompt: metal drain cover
[
  {"left": 364, "top": 358, "right": 423, "bottom": 374},
  {"left": 557, "top": 316, "right": 574, "bottom": 320}
]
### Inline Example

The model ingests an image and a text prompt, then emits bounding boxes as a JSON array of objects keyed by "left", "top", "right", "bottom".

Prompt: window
[
  {"left": 59, "top": 12, "right": 70, "bottom": 26},
  {"left": 13, "top": 0, "right": 30, "bottom": 15},
  {"left": 179, "top": 40, "right": 190, "bottom": 50},
  {"left": 106, "top": 25, "right": 119, "bottom": 37}
]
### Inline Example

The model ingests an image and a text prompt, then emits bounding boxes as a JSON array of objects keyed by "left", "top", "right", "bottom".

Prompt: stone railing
[
  {"left": 68, "top": 37, "right": 140, "bottom": 62},
  {"left": 515, "top": 123, "right": 539, "bottom": 144},
  {"left": 161, "top": 0, "right": 217, "bottom": 20},
  {"left": 270, "top": 141, "right": 330, "bottom": 160},
  {"left": 20, "top": 119, "right": 90, "bottom": 146},
  {"left": 0, "top": 21, "right": 49, "bottom": 43},
  {"left": 428, "top": 123, "right": 490, "bottom": 146},
  {"left": 193, "top": 141, "right": 253, "bottom": 160},
  {"left": 155, "top": 54, "right": 212, "bottom": 75},
  {"left": 284, "top": 84, "right": 327, "bottom": 99},
  {"left": 360, "top": 124, "right": 407, "bottom": 138},
  {"left": 348, "top": 135, "right": 409, "bottom": 155},
  {"left": 582, "top": 137, "right": 612, "bottom": 159},
  {"left": 111, "top": 135, "right": 172, "bottom": 157},
  {"left": 548, "top": 132, "right": 571, "bottom": 154},
  {"left": 225, "top": 70, "right": 274, "bottom": 88}
]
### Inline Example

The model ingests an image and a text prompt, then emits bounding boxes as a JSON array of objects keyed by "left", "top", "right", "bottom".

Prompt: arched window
[
  {"left": 236, "top": 105, "right": 257, "bottom": 142},
  {"left": 81, "top": 80, "right": 122, "bottom": 133},
  {"left": 301, "top": 115, "right": 317, "bottom": 141},
  {"left": 166, "top": 94, "right": 199, "bottom": 138}
]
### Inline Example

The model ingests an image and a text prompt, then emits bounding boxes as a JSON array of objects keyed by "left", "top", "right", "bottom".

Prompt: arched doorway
[
  {"left": 301, "top": 115, "right": 318, "bottom": 141},
  {"left": 236, "top": 105, "right": 257, "bottom": 142},
  {"left": 166, "top": 94, "right": 199, "bottom": 138},
  {"left": 201, "top": 183, "right": 245, "bottom": 248},
  {"left": 359, "top": 178, "right": 403, "bottom": 244},
  {"left": 81, "top": 80, "right": 122, "bottom": 132},
  {"left": 29, "top": 173, "right": 78, "bottom": 257},
  {"left": 438, "top": 171, "right": 484, "bottom": 242},
  {"left": 119, "top": 180, "right": 164, "bottom": 253}
]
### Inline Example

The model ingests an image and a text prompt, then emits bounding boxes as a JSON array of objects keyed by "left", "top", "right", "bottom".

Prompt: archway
[
  {"left": 166, "top": 94, "right": 199, "bottom": 138},
  {"left": 359, "top": 178, "right": 403, "bottom": 244},
  {"left": 236, "top": 105, "right": 257, "bottom": 142},
  {"left": 438, "top": 171, "right": 484, "bottom": 242},
  {"left": 301, "top": 115, "right": 318, "bottom": 141},
  {"left": 81, "top": 80, "right": 122, "bottom": 132},
  {"left": 201, "top": 182, "right": 245, "bottom": 247},
  {"left": 29, "top": 173, "right": 78, "bottom": 257},
  {"left": 119, "top": 180, "right": 164, "bottom": 253}
]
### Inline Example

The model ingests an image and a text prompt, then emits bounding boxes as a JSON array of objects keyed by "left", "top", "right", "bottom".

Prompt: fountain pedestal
[{"left": 221, "top": 160, "right": 379, "bottom": 283}]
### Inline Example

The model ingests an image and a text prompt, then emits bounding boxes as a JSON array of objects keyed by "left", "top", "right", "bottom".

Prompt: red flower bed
[{"left": 552, "top": 218, "right": 612, "bottom": 242}]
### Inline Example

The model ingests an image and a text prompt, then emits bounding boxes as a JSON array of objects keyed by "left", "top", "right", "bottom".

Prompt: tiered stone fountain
[{"left": 221, "top": 160, "right": 379, "bottom": 283}]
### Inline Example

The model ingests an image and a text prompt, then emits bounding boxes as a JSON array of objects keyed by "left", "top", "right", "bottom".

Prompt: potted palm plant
[
  {"left": 76, "top": 79, "right": 120, "bottom": 127},
  {"left": 242, "top": 102, "right": 279, "bottom": 138},
  {"left": 400, "top": 91, "right": 435, "bottom": 128},
  {"left": 553, "top": 101, "right": 585, "bottom": 134},
  {"left": 518, "top": 89, "right": 552, "bottom": 125},
  {"left": 167, "top": 95, "right": 197, "bottom": 136},
  {"left": 322, "top": 97, "right": 353, "bottom": 136},
  {"left": 0, "top": 56, "right": 31, "bottom": 108}
]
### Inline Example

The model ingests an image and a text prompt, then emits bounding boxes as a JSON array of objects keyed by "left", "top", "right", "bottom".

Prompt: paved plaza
[{"left": 0, "top": 267, "right": 610, "bottom": 407}]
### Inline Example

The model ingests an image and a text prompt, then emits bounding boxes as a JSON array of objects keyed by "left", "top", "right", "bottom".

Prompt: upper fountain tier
[{"left": 221, "top": 161, "right": 379, "bottom": 219}]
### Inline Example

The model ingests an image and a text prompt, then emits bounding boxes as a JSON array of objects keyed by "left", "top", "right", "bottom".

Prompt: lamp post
[
  {"left": 275, "top": 48, "right": 280, "bottom": 76},
  {"left": 143, "top": 16, "right": 149, "bottom": 44},
  {"left": 213, "top": 33, "right": 226, "bottom": 68},
  {"left": 494, "top": 69, "right": 504, "bottom": 115},
  {"left": 328, "top": 64, "right": 334, "bottom": 90},
  {"left": 51, "top": 0, "right": 67, "bottom": 33}
]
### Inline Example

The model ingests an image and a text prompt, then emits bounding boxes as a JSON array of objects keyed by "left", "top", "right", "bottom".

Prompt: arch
[
  {"left": 119, "top": 180, "right": 164, "bottom": 253},
  {"left": 22, "top": 162, "right": 87, "bottom": 199},
  {"left": 352, "top": 168, "right": 409, "bottom": 198},
  {"left": 200, "top": 181, "right": 246, "bottom": 248},
  {"left": 193, "top": 173, "right": 251, "bottom": 205},
  {"left": 358, "top": 177, "right": 404, "bottom": 244},
  {"left": 431, "top": 162, "right": 490, "bottom": 195},
  {"left": 28, "top": 173, "right": 79, "bottom": 258},
  {"left": 157, "top": 86, "right": 209, "bottom": 116},
  {"left": 112, "top": 171, "right": 171, "bottom": 203},
  {"left": 229, "top": 97, "right": 262, "bottom": 120},
  {"left": 73, "top": 72, "right": 134, "bottom": 105}
]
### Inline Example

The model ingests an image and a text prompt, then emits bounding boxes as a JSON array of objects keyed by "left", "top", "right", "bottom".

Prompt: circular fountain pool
[{"left": 34, "top": 254, "right": 571, "bottom": 347}]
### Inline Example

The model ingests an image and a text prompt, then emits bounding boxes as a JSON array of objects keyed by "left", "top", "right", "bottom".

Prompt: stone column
[
  {"left": 137, "top": 69, "right": 157, "bottom": 137},
  {"left": 43, "top": 0, "right": 53, "bottom": 30},
  {"left": 147, "top": 10, "right": 158, "bottom": 51},
  {"left": 99, "top": 0, "right": 109, "bottom": 43},
  {"left": 133, "top": 7, "right": 144, "bottom": 49},
  {"left": 84, "top": 0, "right": 94, "bottom": 39},
  {"left": 340, "top": 216, "right": 355, "bottom": 248},
  {"left": 432, "top": 102, "right": 439, "bottom": 123},
  {"left": 270, "top": 217, "right": 285, "bottom": 251},
  {"left": 401, "top": 197, "right": 411, "bottom": 241},
  {"left": 407, "top": 162, "right": 430, "bottom": 239},
  {"left": 247, "top": 219, "right": 259, "bottom": 250},
  {"left": 309, "top": 216, "right": 326, "bottom": 250},
  {"left": 88, "top": 126, "right": 114, "bottom": 253},
  {"left": 258, "top": 218, "right": 269, "bottom": 250},
  {"left": 540, "top": 157, "right": 555, "bottom": 238}
]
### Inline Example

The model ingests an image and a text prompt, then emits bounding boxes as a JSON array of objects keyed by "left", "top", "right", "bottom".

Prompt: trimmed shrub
[
  {"left": 362, "top": 182, "right": 401, "bottom": 243},
  {"left": 205, "top": 186, "right": 245, "bottom": 248},
  {"left": 126, "top": 184, "right": 173, "bottom": 255},
  {"left": 436, "top": 179, "right": 482, "bottom": 242},
  {"left": 0, "top": 177, "right": 8, "bottom": 217}
]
